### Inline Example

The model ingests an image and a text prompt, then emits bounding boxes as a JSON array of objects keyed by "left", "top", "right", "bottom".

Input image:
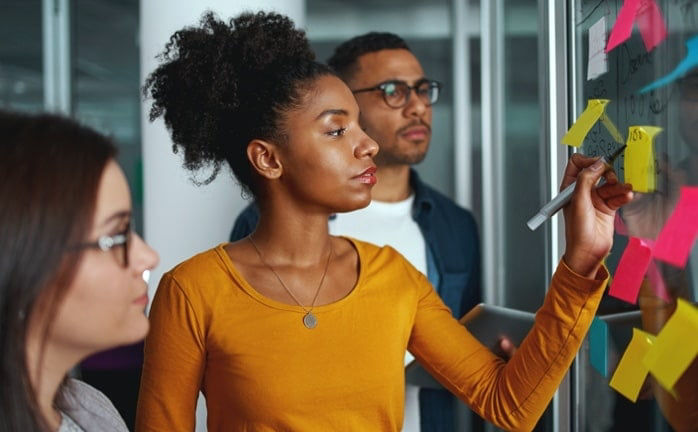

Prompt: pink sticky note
[
  {"left": 653, "top": 187, "right": 698, "bottom": 268},
  {"left": 606, "top": 0, "right": 640, "bottom": 53},
  {"left": 606, "top": 0, "right": 667, "bottom": 53},
  {"left": 615, "top": 213, "right": 629, "bottom": 236},
  {"left": 610, "top": 237, "right": 653, "bottom": 304},
  {"left": 636, "top": 0, "right": 668, "bottom": 52},
  {"left": 646, "top": 260, "right": 672, "bottom": 303}
]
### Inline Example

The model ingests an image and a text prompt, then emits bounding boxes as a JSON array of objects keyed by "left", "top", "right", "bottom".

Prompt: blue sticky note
[
  {"left": 590, "top": 317, "right": 609, "bottom": 376},
  {"left": 640, "top": 36, "right": 698, "bottom": 93}
]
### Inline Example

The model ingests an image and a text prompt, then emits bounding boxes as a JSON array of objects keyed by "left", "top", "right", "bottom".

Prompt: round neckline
[{"left": 216, "top": 236, "right": 365, "bottom": 313}]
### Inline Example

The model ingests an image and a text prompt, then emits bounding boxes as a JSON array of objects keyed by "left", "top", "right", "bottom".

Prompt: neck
[
  {"left": 26, "top": 330, "right": 81, "bottom": 430},
  {"left": 253, "top": 194, "right": 332, "bottom": 265},
  {"left": 370, "top": 165, "right": 412, "bottom": 202}
]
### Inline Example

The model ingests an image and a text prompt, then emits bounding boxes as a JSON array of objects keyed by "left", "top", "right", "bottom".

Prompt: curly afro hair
[
  {"left": 143, "top": 11, "right": 334, "bottom": 193},
  {"left": 327, "top": 32, "right": 410, "bottom": 81}
]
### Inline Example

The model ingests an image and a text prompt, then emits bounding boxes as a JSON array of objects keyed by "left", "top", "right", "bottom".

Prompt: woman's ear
[{"left": 247, "top": 139, "right": 283, "bottom": 180}]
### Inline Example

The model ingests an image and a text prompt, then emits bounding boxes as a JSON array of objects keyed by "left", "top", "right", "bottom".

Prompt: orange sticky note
[
  {"left": 624, "top": 126, "right": 661, "bottom": 193},
  {"left": 610, "top": 328, "right": 656, "bottom": 402},
  {"left": 562, "top": 99, "right": 623, "bottom": 147},
  {"left": 609, "top": 237, "right": 653, "bottom": 304},
  {"left": 653, "top": 186, "right": 698, "bottom": 268},
  {"left": 643, "top": 299, "right": 698, "bottom": 392}
]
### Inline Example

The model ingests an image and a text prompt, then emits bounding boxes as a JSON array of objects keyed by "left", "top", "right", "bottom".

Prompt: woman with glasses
[
  {"left": 0, "top": 111, "right": 159, "bottom": 431},
  {"left": 136, "top": 11, "right": 633, "bottom": 431}
]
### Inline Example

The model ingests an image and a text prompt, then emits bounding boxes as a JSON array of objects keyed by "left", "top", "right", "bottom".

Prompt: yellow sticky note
[
  {"left": 609, "top": 328, "right": 656, "bottom": 402},
  {"left": 624, "top": 126, "right": 662, "bottom": 193},
  {"left": 600, "top": 112, "right": 624, "bottom": 144},
  {"left": 643, "top": 299, "right": 698, "bottom": 392},
  {"left": 562, "top": 99, "right": 624, "bottom": 147}
]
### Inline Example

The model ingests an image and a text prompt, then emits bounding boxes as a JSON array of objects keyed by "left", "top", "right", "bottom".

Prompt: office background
[{"left": 2, "top": 1, "right": 695, "bottom": 431}]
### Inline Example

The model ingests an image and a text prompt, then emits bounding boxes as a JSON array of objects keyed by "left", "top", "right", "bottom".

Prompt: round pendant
[{"left": 303, "top": 312, "right": 317, "bottom": 329}]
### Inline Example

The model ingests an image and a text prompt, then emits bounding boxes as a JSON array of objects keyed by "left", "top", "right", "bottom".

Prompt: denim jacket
[{"left": 229, "top": 170, "right": 482, "bottom": 431}]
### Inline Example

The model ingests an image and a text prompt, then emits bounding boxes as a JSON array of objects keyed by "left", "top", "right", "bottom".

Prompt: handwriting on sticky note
[
  {"left": 562, "top": 99, "right": 623, "bottom": 147},
  {"left": 609, "top": 237, "right": 653, "bottom": 304},
  {"left": 606, "top": 0, "right": 667, "bottom": 53},
  {"left": 590, "top": 317, "right": 609, "bottom": 376},
  {"left": 643, "top": 299, "right": 698, "bottom": 392},
  {"left": 588, "top": 17, "right": 609, "bottom": 80},
  {"left": 653, "top": 187, "right": 698, "bottom": 268},
  {"left": 610, "top": 328, "right": 656, "bottom": 402},
  {"left": 624, "top": 126, "right": 661, "bottom": 193},
  {"left": 641, "top": 36, "right": 698, "bottom": 93}
]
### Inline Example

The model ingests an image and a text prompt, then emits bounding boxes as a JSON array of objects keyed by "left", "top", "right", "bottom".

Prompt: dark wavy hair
[
  {"left": 0, "top": 110, "right": 116, "bottom": 431},
  {"left": 143, "top": 11, "right": 335, "bottom": 195},
  {"left": 327, "top": 32, "right": 410, "bottom": 81}
]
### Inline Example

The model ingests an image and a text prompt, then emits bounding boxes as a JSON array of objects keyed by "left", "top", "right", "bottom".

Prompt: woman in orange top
[{"left": 136, "top": 12, "right": 634, "bottom": 432}]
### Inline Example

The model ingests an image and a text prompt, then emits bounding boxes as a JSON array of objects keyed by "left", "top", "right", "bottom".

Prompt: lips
[
  {"left": 132, "top": 293, "right": 149, "bottom": 306},
  {"left": 354, "top": 166, "right": 377, "bottom": 185},
  {"left": 401, "top": 126, "right": 429, "bottom": 140}
]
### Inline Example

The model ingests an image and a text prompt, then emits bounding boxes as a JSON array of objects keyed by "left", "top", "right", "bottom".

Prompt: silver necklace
[{"left": 247, "top": 236, "right": 332, "bottom": 329}]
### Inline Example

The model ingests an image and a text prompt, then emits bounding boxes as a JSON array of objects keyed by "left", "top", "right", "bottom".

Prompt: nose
[
  {"left": 403, "top": 89, "right": 428, "bottom": 118},
  {"left": 130, "top": 233, "right": 160, "bottom": 276},
  {"left": 355, "top": 129, "right": 379, "bottom": 159}
]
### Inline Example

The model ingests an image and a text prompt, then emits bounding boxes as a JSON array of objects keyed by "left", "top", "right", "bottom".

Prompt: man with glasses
[{"left": 230, "top": 33, "right": 484, "bottom": 432}]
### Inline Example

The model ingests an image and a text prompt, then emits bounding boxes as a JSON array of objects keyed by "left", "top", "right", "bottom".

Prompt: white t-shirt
[{"left": 329, "top": 194, "right": 426, "bottom": 432}]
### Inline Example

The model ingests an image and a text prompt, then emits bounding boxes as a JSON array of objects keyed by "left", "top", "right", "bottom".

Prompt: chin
[{"left": 333, "top": 195, "right": 372, "bottom": 213}]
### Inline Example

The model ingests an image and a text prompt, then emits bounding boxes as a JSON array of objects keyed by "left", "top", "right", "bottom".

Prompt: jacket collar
[{"left": 409, "top": 169, "right": 434, "bottom": 218}]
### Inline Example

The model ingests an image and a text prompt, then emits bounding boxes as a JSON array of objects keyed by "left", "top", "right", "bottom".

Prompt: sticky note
[
  {"left": 562, "top": 99, "right": 623, "bottom": 147},
  {"left": 610, "top": 328, "right": 656, "bottom": 402},
  {"left": 615, "top": 213, "right": 629, "bottom": 236},
  {"left": 590, "top": 317, "right": 609, "bottom": 376},
  {"left": 641, "top": 36, "right": 698, "bottom": 93},
  {"left": 588, "top": 17, "right": 609, "bottom": 80},
  {"left": 640, "top": 36, "right": 698, "bottom": 93},
  {"left": 643, "top": 299, "right": 698, "bottom": 392},
  {"left": 653, "top": 186, "right": 698, "bottom": 268},
  {"left": 606, "top": 0, "right": 667, "bottom": 53},
  {"left": 635, "top": 0, "right": 668, "bottom": 52},
  {"left": 624, "top": 126, "right": 661, "bottom": 193},
  {"left": 646, "top": 260, "right": 672, "bottom": 303},
  {"left": 609, "top": 237, "right": 653, "bottom": 304}
]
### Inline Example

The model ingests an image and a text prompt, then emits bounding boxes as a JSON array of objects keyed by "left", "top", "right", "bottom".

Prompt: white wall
[
  {"left": 140, "top": 0, "right": 305, "bottom": 301},
  {"left": 140, "top": 1, "right": 305, "bottom": 429}
]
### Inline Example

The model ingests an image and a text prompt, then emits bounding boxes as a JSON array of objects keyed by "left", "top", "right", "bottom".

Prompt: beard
[{"left": 373, "top": 145, "right": 429, "bottom": 166}]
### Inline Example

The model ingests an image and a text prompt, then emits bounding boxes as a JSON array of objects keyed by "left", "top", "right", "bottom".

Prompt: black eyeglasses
[
  {"left": 352, "top": 79, "right": 442, "bottom": 109},
  {"left": 72, "top": 224, "right": 131, "bottom": 267}
]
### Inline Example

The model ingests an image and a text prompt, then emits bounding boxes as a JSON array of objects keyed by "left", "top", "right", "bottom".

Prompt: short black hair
[
  {"left": 327, "top": 32, "right": 410, "bottom": 81},
  {"left": 143, "top": 11, "right": 334, "bottom": 195}
]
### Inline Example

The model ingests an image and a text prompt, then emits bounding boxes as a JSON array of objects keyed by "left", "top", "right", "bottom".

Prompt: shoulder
[
  {"left": 167, "top": 245, "right": 229, "bottom": 281},
  {"left": 421, "top": 182, "right": 476, "bottom": 225},
  {"left": 344, "top": 237, "right": 426, "bottom": 284},
  {"left": 59, "top": 379, "right": 128, "bottom": 432}
]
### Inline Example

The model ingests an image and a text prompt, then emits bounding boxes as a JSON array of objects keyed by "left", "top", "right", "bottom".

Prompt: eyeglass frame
[
  {"left": 351, "top": 78, "right": 443, "bottom": 109},
  {"left": 70, "top": 223, "right": 130, "bottom": 267}
]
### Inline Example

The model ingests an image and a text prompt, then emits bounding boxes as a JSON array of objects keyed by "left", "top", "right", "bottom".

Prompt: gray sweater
[{"left": 58, "top": 379, "right": 129, "bottom": 432}]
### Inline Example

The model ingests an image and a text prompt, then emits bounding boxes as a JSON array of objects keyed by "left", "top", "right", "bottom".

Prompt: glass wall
[
  {"left": 0, "top": 0, "right": 43, "bottom": 111},
  {"left": 306, "top": 0, "right": 459, "bottom": 201},
  {"left": 571, "top": 0, "right": 698, "bottom": 430},
  {"left": 73, "top": 0, "right": 143, "bottom": 232}
]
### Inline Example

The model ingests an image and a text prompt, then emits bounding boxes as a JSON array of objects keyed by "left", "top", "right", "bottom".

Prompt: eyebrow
[
  {"left": 315, "top": 109, "right": 348, "bottom": 120},
  {"left": 99, "top": 210, "right": 131, "bottom": 228}
]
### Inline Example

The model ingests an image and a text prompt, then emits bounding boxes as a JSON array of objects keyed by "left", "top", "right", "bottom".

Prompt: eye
[{"left": 327, "top": 127, "right": 346, "bottom": 137}]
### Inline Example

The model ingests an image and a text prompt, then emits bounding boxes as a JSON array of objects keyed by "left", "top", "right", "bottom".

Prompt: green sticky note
[{"left": 590, "top": 317, "right": 609, "bottom": 376}]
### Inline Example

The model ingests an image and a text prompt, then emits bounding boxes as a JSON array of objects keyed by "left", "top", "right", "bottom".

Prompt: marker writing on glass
[{"left": 526, "top": 145, "right": 627, "bottom": 231}]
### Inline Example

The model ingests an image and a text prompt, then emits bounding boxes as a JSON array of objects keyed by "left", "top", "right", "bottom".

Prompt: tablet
[{"left": 405, "top": 303, "right": 536, "bottom": 389}]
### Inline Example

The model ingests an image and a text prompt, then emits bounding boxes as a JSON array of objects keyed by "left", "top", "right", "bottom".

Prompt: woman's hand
[{"left": 561, "top": 154, "right": 634, "bottom": 278}]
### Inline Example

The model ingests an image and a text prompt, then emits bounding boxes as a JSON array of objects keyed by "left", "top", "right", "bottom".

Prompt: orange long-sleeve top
[{"left": 136, "top": 238, "right": 608, "bottom": 432}]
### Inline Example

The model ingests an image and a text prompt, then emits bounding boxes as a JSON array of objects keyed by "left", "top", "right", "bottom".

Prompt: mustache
[{"left": 396, "top": 120, "right": 431, "bottom": 135}]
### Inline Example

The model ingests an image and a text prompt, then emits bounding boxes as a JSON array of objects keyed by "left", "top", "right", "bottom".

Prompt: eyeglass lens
[{"left": 383, "top": 81, "right": 440, "bottom": 108}]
